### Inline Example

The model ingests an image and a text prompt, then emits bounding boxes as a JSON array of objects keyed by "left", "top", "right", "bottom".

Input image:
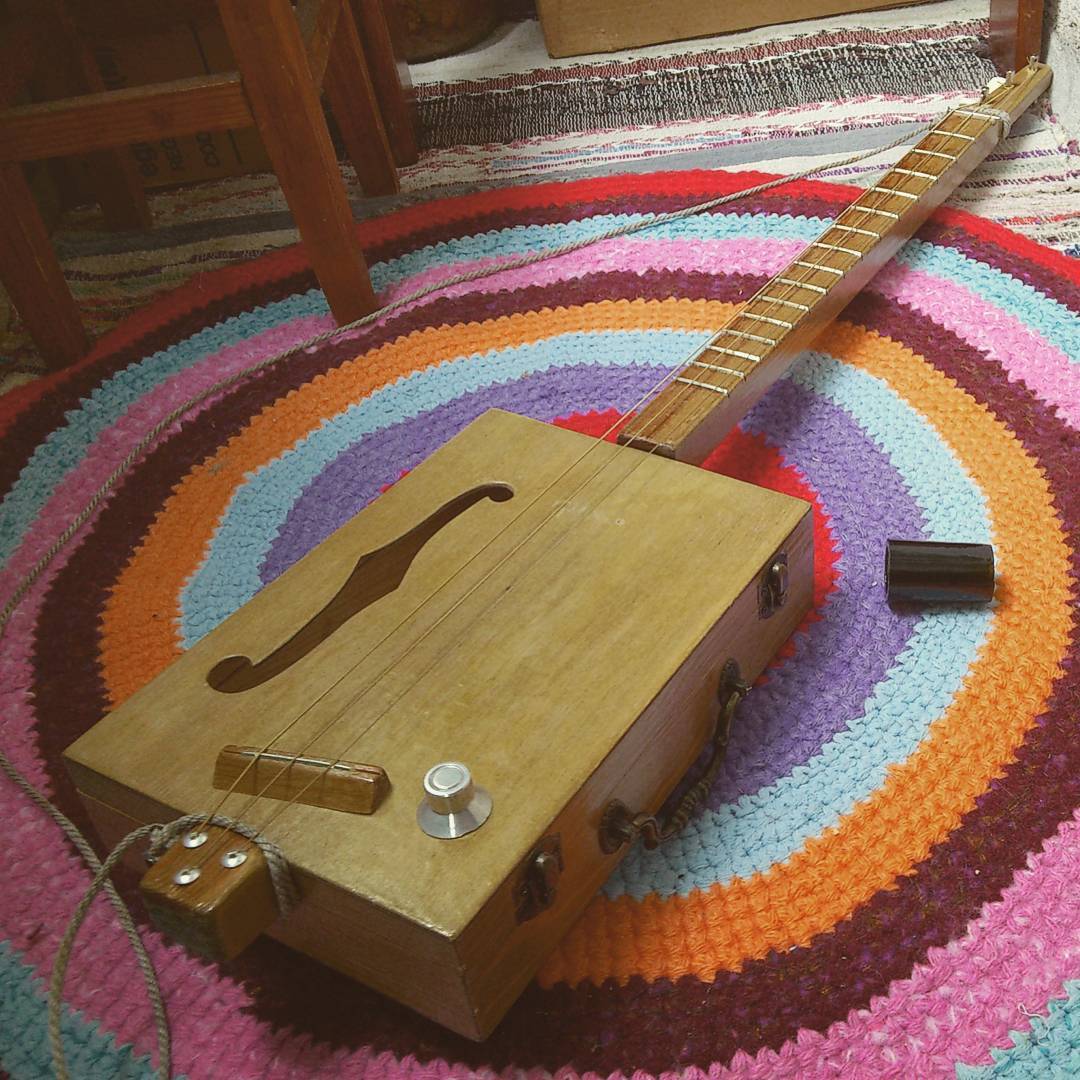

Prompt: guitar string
[
  {"left": 185, "top": 103, "right": 1006, "bottom": 868},
  {"left": 0, "top": 115, "right": 937, "bottom": 649},
  {"left": 175, "top": 111, "right": 977, "bottom": 860},
  {"left": 182, "top": 338, "right": 715, "bottom": 835}
]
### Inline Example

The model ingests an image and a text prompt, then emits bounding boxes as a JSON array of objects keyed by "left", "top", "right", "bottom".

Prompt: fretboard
[{"left": 618, "top": 62, "right": 1052, "bottom": 463}]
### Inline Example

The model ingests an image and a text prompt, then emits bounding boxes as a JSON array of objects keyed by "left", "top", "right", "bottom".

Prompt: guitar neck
[{"left": 618, "top": 62, "right": 1052, "bottom": 464}]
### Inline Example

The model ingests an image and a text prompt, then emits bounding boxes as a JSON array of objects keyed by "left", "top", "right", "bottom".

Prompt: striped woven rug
[
  {"left": 1, "top": 167, "right": 1078, "bottom": 1078},
  {"left": 2, "top": 0, "right": 1077, "bottom": 390}
]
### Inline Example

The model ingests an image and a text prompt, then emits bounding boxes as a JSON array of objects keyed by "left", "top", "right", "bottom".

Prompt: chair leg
[
  {"left": 0, "top": 163, "right": 89, "bottom": 370},
  {"left": 325, "top": 1, "right": 399, "bottom": 195},
  {"left": 352, "top": 0, "right": 419, "bottom": 167},
  {"left": 48, "top": 0, "right": 152, "bottom": 231},
  {"left": 87, "top": 150, "right": 153, "bottom": 232},
  {"left": 217, "top": 0, "right": 377, "bottom": 322},
  {"left": 325, "top": 0, "right": 399, "bottom": 196}
]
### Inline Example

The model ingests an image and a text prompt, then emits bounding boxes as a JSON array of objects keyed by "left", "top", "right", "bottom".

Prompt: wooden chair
[{"left": 0, "top": 0, "right": 415, "bottom": 371}]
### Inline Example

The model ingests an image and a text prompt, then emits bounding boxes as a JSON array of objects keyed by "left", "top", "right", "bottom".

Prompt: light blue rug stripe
[
  {"left": 956, "top": 980, "right": 1080, "bottom": 1078},
  {"left": 0, "top": 941, "right": 158, "bottom": 1080}
]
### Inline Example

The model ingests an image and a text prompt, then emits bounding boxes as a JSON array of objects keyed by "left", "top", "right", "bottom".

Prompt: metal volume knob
[{"left": 417, "top": 761, "right": 492, "bottom": 839}]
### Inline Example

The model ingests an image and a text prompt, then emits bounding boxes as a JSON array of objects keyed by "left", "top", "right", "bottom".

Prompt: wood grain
[
  {"left": 0, "top": 163, "right": 89, "bottom": 369},
  {"left": 352, "top": 0, "right": 419, "bottom": 166},
  {"left": 617, "top": 64, "right": 1053, "bottom": 463},
  {"left": 0, "top": 75, "right": 251, "bottom": 163},
  {"left": 66, "top": 408, "right": 813, "bottom": 1038},
  {"left": 139, "top": 825, "right": 279, "bottom": 961},
  {"left": 324, "top": 0, "right": 399, "bottom": 195},
  {"left": 990, "top": 0, "right": 1044, "bottom": 74},
  {"left": 297, "top": 0, "right": 342, "bottom": 89},
  {"left": 217, "top": 0, "right": 377, "bottom": 321},
  {"left": 212, "top": 744, "right": 390, "bottom": 814}
]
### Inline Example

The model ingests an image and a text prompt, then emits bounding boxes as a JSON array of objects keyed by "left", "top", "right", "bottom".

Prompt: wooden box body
[{"left": 65, "top": 409, "right": 813, "bottom": 1040}]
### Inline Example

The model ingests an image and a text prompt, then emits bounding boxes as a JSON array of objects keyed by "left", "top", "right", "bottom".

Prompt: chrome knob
[{"left": 417, "top": 761, "right": 492, "bottom": 839}]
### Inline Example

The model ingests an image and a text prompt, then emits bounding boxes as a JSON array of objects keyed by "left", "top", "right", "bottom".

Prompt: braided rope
[{"left": 0, "top": 751, "right": 172, "bottom": 1080}]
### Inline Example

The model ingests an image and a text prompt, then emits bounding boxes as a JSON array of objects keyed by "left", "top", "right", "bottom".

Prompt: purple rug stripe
[
  {"left": 713, "top": 376, "right": 926, "bottom": 804},
  {"left": 259, "top": 362, "right": 925, "bottom": 804}
]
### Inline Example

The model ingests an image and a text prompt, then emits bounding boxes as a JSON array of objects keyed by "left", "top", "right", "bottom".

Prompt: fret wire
[
  {"left": 758, "top": 102, "right": 988, "bottom": 347},
  {"left": 852, "top": 205, "right": 901, "bottom": 220},
  {"left": 683, "top": 110, "right": 992, "bottom": 437},
  {"left": 794, "top": 259, "right": 844, "bottom": 276},
  {"left": 691, "top": 359, "right": 747, "bottom": 378},
  {"left": 715, "top": 327, "right": 777, "bottom": 345},
  {"left": 211, "top": 102, "right": 1010, "bottom": 855},
  {"left": 675, "top": 375, "right": 730, "bottom": 394},
  {"left": 930, "top": 127, "right": 977, "bottom": 142},
  {"left": 757, "top": 293, "right": 810, "bottom": 310},
  {"left": 811, "top": 241, "right": 863, "bottom": 257},
  {"left": 706, "top": 345, "right": 762, "bottom": 363},
  {"left": 742, "top": 311, "right": 794, "bottom": 329},
  {"left": 869, "top": 185, "right": 919, "bottom": 201},
  {"left": 829, "top": 223, "right": 881, "bottom": 238},
  {"left": 777, "top": 275, "right": 827, "bottom": 294},
  {"left": 951, "top": 108, "right": 996, "bottom": 124},
  {"left": 910, "top": 148, "right": 958, "bottom": 162}
]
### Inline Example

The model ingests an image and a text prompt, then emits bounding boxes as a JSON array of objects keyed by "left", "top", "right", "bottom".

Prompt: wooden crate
[{"left": 538, "top": 0, "right": 932, "bottom": 58}]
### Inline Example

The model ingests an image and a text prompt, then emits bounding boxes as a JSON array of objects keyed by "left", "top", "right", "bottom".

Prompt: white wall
[{"left": 1045, "top": 0, "right": 1080, "bottom": 138}]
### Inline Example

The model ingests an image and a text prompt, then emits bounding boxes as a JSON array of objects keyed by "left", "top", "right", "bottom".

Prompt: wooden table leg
[
  {"left": 353, "top": 0, "right": 419, "bottom": 166},
  {"left": 0, "top": 162, "right": 89, "bottom": 370},
  {"left": 217, "top": 0, "right": 377, "bottom": 322},
  {"left": 325, "top": 1, "right": 399, "bottom": 196}
]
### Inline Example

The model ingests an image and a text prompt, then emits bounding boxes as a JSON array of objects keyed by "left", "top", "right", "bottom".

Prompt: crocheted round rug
[{"left": 1, "top": 171, "right": 1078, "bottom": 1080}]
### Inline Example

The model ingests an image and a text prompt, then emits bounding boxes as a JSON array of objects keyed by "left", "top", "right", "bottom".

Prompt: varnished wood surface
[
  {"left": 67, "top": 409, "right": 812, "bottom": 1037},
  {"left": 217, "top": 0, "right": 377, "bottom": 320},
  {"left": 619, "top": 64, "right": 1053, "bottom": 463},
  {"left": 0, "top": 74, "right": 251, "bottom": 164},
  {"left": 324, "top": 0, "right": 399, "bottom": 196},
  {"left": 297, "top": 0, "right": 343, "bottom": 89},
  {"left": 0, "top": 0, "right": 390, "bottom": 367},
  {"left": 140, "top": 825, "right": 279, "bottom": 960},
  {"left": 353, "top": 0, "right": 419, "bottom": 167},
  {"left": 0, "top": 163, "right": 89, "bottom": 370},
  {"left": 213, "top": 744, "right": 390, "bottom": 814},
  {"left": 990, "top": 0, "right": 1044, "bottom": 74}
]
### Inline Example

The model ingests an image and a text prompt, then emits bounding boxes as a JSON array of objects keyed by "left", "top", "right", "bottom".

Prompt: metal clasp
[
  {"left": 759, "top": 552, "right": 789, "bottom": 619},
  {"left": 515, "top": 835, "right": 563, "bottom": 923},
  {"left": 599, "top": 659, "right": 749, "bottom": 854}
]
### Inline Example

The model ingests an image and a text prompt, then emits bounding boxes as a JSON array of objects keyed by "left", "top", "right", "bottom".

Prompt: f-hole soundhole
[{"left": 207, "top": 482, "right": 514, "bottom": 694}]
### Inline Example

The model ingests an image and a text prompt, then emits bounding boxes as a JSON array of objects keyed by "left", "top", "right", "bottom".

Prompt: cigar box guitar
[{"left": 64, "top": 66, "right": 1051, "bottom": 1041}]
